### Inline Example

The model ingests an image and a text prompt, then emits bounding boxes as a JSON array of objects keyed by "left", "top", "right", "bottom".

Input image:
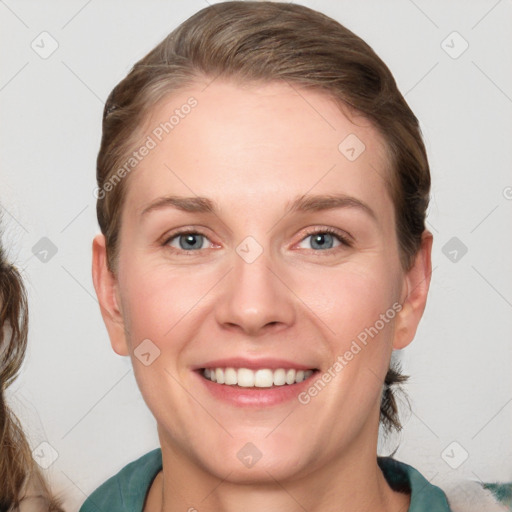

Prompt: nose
[{"left": 214, "top": 245, "right": 296, "bottom": 336}]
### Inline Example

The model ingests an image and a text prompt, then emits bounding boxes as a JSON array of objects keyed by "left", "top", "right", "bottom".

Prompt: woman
[
  {"left": 0, "top": 228, "right": 64, "bottom": 511},
  {"left": 82, "top": 2, "right": 509, "bottom": 511}
]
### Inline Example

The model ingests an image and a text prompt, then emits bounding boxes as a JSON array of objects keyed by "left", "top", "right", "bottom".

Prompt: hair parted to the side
[
  {"left": 0, "top": 225, "right": 64, "bottom": 511},
  {"left": 96, "top": 1, "right": 431, "bottom": 434}
]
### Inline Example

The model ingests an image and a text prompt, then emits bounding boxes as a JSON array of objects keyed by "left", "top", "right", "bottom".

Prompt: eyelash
[
  {"left": 297, "top": 227, "right": 353, "bottom": 252},
  {"left": 162, "top": 227, "right": 353, "bottom": 255}
]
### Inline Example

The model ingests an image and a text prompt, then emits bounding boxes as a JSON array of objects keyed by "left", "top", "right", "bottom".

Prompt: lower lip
[{"left": 194, "top": 370, "right": 318, "bottom": 407}]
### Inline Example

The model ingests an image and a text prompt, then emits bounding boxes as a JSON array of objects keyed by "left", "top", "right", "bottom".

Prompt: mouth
[
  {"left": 199, "top": 367, "right": 318, "bottom": 388},
  {"left": 194, "top": 365, "right": 320, "bottom": 407},
  {"left": 192, "top": 357, "right": 321, "bottom": 407}
]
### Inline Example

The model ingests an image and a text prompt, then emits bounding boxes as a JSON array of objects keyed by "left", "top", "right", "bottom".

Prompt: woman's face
[{"left": 93, "top": 79, "right": 431, "bottom": 482}]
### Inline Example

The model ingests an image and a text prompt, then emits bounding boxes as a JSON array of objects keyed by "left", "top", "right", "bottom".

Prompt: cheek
[
  {"left": 119, "top": 265, "right": 204, "bottom": 424},
  {"left": 119, "top": 261, "right": 206, "bottom": 346},
  {"left": 290, "top": 262, "right": 401, "bottom": 450},
  {"left": 292, "top": 258, "right": 402, "bottom": 414},
  {"left": 294, "top": 258, "right": 401, "bottom": 344}
]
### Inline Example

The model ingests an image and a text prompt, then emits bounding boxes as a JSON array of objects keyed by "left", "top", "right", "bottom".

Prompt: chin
[{"left": 193, "top": 435, "right": 316, "bottom": 483}]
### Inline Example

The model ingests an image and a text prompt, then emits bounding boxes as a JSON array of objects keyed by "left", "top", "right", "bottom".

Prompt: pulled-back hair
[{"left": 96, "top": 1, "right": 430, "bottom": 433}]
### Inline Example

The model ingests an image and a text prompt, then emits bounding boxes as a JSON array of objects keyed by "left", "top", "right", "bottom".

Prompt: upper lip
[{"left": 192, "top": 357, "right": 318, "bottom": 371}]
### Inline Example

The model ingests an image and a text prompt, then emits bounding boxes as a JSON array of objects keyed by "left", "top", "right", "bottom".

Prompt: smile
[{"left": 201, "top": 367, "right": 316, "bottom": 388}]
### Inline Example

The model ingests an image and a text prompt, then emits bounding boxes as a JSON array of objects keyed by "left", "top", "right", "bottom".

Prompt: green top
[{"left": 79, "top": 449, "right": 458, "bottom": 511}]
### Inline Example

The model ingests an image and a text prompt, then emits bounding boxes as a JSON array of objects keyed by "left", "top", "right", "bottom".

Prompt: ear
[
  {"left": 91, "top": 234, "right": 129, "bottom": 356},
  {"left": 393, "top": 230, "right": 433, "bottom": 350}
]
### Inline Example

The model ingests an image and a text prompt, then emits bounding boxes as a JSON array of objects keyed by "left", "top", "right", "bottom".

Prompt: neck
[{"left": 146, "top": 423, "right": 410, "bottom": 512}]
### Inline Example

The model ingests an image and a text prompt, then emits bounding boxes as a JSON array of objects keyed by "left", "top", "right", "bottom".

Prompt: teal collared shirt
[{"left": 79, "top": 449, "right": 452, "bottom": 511}]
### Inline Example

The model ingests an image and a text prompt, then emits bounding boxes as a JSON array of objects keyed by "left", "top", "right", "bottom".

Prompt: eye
[
  {"left": 164, "top": 230, "right": 212, "bottom": 252},
  {"left": 296, "top": 228, "right": 352, "bottom": 252}
]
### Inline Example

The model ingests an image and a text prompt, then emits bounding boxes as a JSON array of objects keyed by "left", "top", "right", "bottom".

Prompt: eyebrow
[
  {"left": 286, "top": 193, "right": 376, "bottom": 220},
  {"left": 141, "top": 196, "right": 216, "bottom": 216},
  {"left": 140, "top": 193, "right": 377, "bottom": 221}
]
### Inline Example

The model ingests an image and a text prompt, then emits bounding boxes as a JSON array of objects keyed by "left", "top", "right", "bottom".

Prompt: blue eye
[
  {"left": 310, "top": 232, "right": 337, "bottom": 250},
  {"left": 164, "top": 229, "right": 351, "bottom": 252},
  {"left": 166, "top": 232, "right": 209, "bottom": 251},
  {"left": 298, "top": 229, "right": 350, "bottom": 251}
]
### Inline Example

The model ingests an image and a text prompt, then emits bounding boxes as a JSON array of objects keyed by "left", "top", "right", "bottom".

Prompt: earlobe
[
  {"left": 393, "top": 230, "right": 433, "bottom": 350},
  {"left": 91, "top": 234, "right": 130, "bottom": 356}
]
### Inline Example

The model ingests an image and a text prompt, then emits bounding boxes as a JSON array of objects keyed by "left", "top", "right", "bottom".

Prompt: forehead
[{"left": 123, "top": 79, "right": 393, "bottom": 223}]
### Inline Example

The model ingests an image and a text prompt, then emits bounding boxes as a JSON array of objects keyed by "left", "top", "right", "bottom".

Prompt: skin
[{"left": 92, "top": 79, "right": 432, "bottom": 512}]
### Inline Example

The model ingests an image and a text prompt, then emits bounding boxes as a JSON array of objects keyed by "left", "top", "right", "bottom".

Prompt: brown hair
[
  {"left": 96, "top": 1, "right": 430, "bottom": 433},
  {"left": 0, "top": 230, "right": 64, "bottom": 510}
]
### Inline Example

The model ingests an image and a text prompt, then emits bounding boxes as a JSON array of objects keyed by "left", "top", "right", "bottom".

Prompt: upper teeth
[{"left": 203, "top": 368, "right": 314, "bottom": 387}]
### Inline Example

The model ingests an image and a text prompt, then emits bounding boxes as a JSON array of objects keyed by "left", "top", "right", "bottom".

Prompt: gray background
[{"left": 1, "top": 0, "right": 511, "bottom": 509}]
